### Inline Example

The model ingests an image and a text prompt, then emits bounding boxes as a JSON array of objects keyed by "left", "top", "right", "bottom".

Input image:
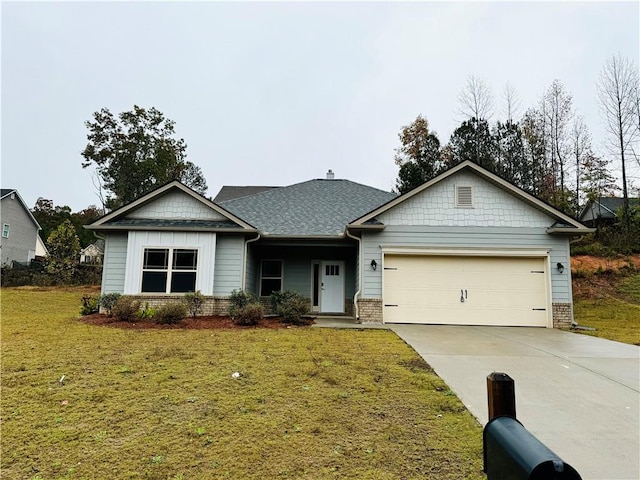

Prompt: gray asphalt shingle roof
[
  {"left": 106, "top": 219, "right": 242, "bottom": 229},
  {"left": 213, "top": 186, "right": 279, "bottom": 203},
  {"left": 219, "top": 179, "right": 396, "bottom": 236}
]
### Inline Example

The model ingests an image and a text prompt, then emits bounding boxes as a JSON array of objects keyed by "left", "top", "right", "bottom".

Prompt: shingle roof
[
  {"left": 213, "top": 186, "right": 279, "bottom": 203},
  {"left": 219, "top": 179, "right": 397, "bottom": 236},
  {"left": 105, "top": 219, "right": 243, "bottom": 229}
]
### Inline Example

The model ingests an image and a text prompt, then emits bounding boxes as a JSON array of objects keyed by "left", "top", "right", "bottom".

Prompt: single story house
[
  {"left": 0, "top": 188, "right": 46, "bottom": 266},
  {"left": 578, "top": 197, "right": 640, "bottom": 228},
  {"left": 86, "top": 161, "right": 593, "bottom": 328}
]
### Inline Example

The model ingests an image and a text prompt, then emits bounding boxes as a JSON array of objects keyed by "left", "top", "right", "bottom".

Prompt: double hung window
[
  {"left": 2, "top": 224, "right": 9, "bottom": 238},
  {"left": 260, "top": 260, "right": 282, "bottom": 296},
  {"left": 141, "top": 248, "right": 198, "bottom": 293}
]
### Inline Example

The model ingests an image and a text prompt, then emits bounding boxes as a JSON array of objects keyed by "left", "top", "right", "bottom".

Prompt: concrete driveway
[{"left": 389, "top": 325, "right": 639, "bottom": 480}]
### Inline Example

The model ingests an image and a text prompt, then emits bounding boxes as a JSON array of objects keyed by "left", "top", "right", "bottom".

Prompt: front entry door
[{"left": 320, "top": 261, "right": 344, "bottom": 313}]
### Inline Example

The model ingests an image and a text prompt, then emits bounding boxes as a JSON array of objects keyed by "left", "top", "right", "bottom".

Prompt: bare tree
[
  {"left": 502, "top": 82, "right": 521, "bottom": 123},
  {"left": 570, "top": 116, "right": 591, "bottom": 213},
  {"left": 458, "top": 76, "right": 494, "bottom": 121},
  {"left": 597, "top": 54, "right": 639, "bottom": 228}
]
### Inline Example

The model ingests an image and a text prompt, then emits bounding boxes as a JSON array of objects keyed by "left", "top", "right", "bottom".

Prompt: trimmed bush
[
  {"left": 111, "top": 296, "right": 141, "bottom": 323},
  {"left": 233, "top": 303, "right": 264, "bottom": 326},
  {"left": 99, "top": 293, "right": 121, "bottom": 316},
  {"left": 80, "top": 294, "right": 100, "bottom": 315},
  {"left": 155, "top": 303, "right": 187, "bottom": 325},
  {"left": 183, "top": 291, "right": 204, "bottom": 318},
  {"left": 270, "top": 290, "right": 310, "bottom": 325}
]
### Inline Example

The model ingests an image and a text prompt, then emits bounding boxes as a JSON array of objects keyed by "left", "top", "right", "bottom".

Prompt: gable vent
[{"left": 455, "top": 185, "right": 473, "bottom": 207}]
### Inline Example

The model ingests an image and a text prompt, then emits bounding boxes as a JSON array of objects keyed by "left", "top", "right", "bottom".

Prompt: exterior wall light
[
  {"left": 370, "top": 259, "right": 377, "bottom": 270},
  {"left": 556, "top": 262, "right": 565, "bottom": 274}
]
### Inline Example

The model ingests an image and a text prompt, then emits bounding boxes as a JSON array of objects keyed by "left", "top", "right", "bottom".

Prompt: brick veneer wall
[
  {"left": 552, "top": 303, "right": 573, "bottom": 328},
  {"left": 126, "top": 296, "right": 232, "bottom": 316},
  {"left": 357, "top": 298, "right": 383, "bottom": 323}
]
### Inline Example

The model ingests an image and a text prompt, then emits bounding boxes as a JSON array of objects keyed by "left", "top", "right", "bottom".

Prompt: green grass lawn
[
  {"left": 573, "top": 273, "right": 640, "bottom": 345},
  {"left": 1, "top": 288, "right": 483, "bottom": 480}
]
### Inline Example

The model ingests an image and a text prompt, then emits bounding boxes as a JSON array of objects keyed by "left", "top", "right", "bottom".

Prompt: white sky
[{"left": 2, "top": 1, "right": 639, "bottom": 211}]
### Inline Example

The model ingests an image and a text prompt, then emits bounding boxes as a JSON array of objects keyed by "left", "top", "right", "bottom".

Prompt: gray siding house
[
  {"left": 0, "top": 189, "right": 43, "bottom": 266},
  {"left": 87, "top": 161, "right": 593, "bottom": 327}
]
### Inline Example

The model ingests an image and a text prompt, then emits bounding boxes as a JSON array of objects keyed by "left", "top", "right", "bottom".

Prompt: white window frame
[
  {"left": 259, "top": 259, "right": 283, "bottom": 297},
  {"left": 2, "top": 224, "right": 9, "bottom": 238},
  {"left": 140, "top": 247, "right": 199, "bottom": 294}
]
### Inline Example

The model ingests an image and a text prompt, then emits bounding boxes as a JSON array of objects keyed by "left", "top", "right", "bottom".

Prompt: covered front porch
[{"left": 245, "top": 239, "right": 358, "bottom": 316}]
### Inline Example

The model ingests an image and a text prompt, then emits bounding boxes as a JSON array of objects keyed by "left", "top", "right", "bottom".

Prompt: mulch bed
[{"left": 79, "top": 314, "right": 314, "bottom": 330}]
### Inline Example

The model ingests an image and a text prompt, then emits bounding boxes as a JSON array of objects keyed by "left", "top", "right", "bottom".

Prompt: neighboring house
[
  {"left": 80, "top": 239, "right": 105, "bottom": 264},
  {"left": 578, "top": 197, "right": 640, "bottom": 228},
  {"left": 0, "top": 188, "right": 44, "bottom": 266},
  {"left": 86, "top": 161, "right": 593, "bottom": 328}
]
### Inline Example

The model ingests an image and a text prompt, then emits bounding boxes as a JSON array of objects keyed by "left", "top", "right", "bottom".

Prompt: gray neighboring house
[
  {"left": 0, "top": 189, "right": 45, "bottom": 266},
  {"left": 86, "top": 161, "right": 593, "bottom": 327},
  {"left": 578, "top": 197, "right": 640, "bottom": 228}
]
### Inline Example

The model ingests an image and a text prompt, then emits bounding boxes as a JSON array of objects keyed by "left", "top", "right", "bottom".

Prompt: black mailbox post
[{"left": 484, "top": 416, "right": 582, "bottom": 480}]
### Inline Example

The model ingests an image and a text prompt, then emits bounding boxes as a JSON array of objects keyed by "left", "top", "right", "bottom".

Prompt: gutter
[
  {"left": 344, "top": 228, "right": 361, "bottom": 321},
  {"left": 242, "top": 233, "right": 261, "bottom": 291}
]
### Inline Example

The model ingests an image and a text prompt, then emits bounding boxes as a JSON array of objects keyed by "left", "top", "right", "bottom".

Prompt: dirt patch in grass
[
  {"left": 79, "top": 313, "right": 311, "bottom": 329},
  {"left": 571, "top": 254, "right": 640, "bottom": 274}
]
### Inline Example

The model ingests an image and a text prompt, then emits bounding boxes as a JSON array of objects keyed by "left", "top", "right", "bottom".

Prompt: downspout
[
  {"left": 242, "top": 233, "right": 261, "bottom": 291},
  {"left": 345, "top": 228, "right": 361, "bottom": 321}
]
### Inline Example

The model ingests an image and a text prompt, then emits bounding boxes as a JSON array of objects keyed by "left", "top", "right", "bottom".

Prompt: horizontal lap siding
[
  {"left": 213, "top": 235, "right": 244, "bottom": 295},
  {"left": 362, "top": 226, "right": 570, "bottom": 303},
  {"left": 102, "top": 233, "right": 128, "bottom": 293}
]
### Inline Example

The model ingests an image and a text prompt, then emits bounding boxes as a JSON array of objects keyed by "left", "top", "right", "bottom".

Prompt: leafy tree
[
  {"left": 394, "top": 115, "right": 444, "bottom": 194},
  {"left": 46, "top": 220, "right": 81, "bottom": 284},
  {"left": 32, "top": 200, "right": 101, "bottom": 248},
  {"left": 447, "top": 117, "right": 496, "bottom": 170},
  {"left": 494, "top": 120, "right": 527, "bottom": 188},
  {"left": 81, "top": 105, "right": 207, "bottom": 209}
]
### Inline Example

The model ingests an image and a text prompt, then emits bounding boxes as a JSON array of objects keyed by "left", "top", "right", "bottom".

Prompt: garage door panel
[{"left": 383, "top": 255, "right": 548, "bottom": 327}]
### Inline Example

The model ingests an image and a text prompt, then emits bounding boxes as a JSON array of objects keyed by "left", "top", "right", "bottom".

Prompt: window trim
[
  {"left": 2, "top": 224, "right": 9, "bottom": 238},
  {"left": 140, "top": 247, "right": 199, "bottom": 294},
  {"left": 259, "top": 259, "right": 283, "bottom": 297}
]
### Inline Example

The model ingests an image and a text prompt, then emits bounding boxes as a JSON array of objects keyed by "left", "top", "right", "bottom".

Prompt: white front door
[{"left": 320, "top": 261, "right": 344, "bottom": 313}]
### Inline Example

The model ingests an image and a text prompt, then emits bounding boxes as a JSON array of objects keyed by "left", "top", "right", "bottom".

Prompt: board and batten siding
[
  {"left": 361, "top": 226, "right": 571, "bottom": 304},
  {"left": 213, "top": 235, "right": 244, "bottom": 296},
  {"left": 123, "top": 231, "right": 216, "bottom": 295},
  {"left": 101, "top": 233, "right": 128, "bottom": 294}
]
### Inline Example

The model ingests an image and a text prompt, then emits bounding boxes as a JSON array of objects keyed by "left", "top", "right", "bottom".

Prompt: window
[
  {"left": 260, "top": 260, "right": 282, "bottom": 296},
  {"left": 141, "top": 248, "right": 198, "bottom": 293},
  {"left": 455, "top": 185, "right": 473, "bottom": 207},
  {"left": 2, "top": 224, "right": 9, "bottom": 238}
]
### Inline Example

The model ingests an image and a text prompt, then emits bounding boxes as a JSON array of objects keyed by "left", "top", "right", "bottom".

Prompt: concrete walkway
[{"left": 389, "top": 325, "right": 640, "bottom": 480}]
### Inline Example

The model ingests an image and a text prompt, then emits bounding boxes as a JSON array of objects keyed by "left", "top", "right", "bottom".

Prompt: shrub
[
  {"left": 111, "top": 296, "right": 141, "bottom": 322},
  {"left": 270, "top": 290, "right": 310, "bottom": 325},
  {"left": 183, "top": 291, "right": 205, "bottom": 318},
  {"left": 233, "top": 303, "right": 264, "bottom": 326},
  {"left": 228, "top": 289, "right": 257, "bottom": 317},
  {"left": 99, "top": 293, "right": 121, "bottom": 316},
  {"left": 155, "top": 302, "right": 187, "bottom": 325},
  {"left": 137, "top": 302, "right": 156, "bottom": 320},
  {"left": 80, "top": 294, "right": 100, "bottom": 315}
]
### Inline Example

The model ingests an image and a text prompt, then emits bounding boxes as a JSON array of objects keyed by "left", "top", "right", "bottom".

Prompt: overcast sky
[{"left": 2, "top": 1, "right": 639, "bottom": 212}]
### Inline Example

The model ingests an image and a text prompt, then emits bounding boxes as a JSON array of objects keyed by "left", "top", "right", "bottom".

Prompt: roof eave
[
  {"left": 85, "top": 224, "right": 257, "bottom": 234},
  {"left": 546, "top": 227, "right": 596, "bottom": 235},
  {"left": 346, "top": 224, "right": 386, "bottom": 231}
]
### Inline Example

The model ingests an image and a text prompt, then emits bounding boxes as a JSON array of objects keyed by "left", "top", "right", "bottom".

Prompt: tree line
[{"left": 394, "top": 54, "right": 639, "bottom": 231}]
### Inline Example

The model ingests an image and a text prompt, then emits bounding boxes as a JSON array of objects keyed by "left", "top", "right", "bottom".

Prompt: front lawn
[{"left": 1, "top": 288, "right": 483, "bottom": 479}]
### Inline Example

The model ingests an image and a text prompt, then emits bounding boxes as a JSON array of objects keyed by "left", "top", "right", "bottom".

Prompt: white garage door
[{"left": 383, "top": 255, "right": 549, "bottom": 326}]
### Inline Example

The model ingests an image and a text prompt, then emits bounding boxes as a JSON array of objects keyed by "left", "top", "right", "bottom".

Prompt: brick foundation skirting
[
  {"left": 123, "top": 295, "right": 232, "bottom": 316},
  {"left": 357, "top": 298, "right": 383, "bottom": 324},
  {"left": 552, "top": 303, "right": 573, "bottom": 328}
]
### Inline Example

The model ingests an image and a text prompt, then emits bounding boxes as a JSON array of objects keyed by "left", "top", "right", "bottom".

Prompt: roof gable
[
  {"left": 220, "top": 178, "right": 396, "bottom": 237},
  {"left": 87, "top": 181, "right": 256, "bottom": 232},
  {"left": 350, "top": 161, "right": 593, "bottom": 234},
  {"left": 0, "top": 188, "right": 41, "bottom": 230}
]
